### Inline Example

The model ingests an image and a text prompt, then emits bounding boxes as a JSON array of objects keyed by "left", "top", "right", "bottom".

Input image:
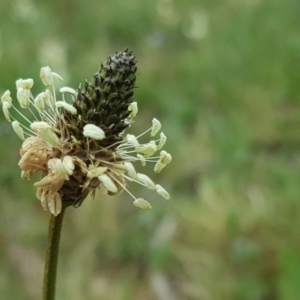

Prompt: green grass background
[{"left": 1, "top": 0, "right": 300, "bottom": 299}]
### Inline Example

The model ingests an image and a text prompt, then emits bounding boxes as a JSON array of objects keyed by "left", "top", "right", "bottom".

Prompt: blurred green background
[{"left": 1, "top": 0, "right": 300, "bottom": 299}]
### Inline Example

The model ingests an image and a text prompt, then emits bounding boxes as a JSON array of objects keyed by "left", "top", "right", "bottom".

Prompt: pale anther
[
  {"left": 16, "top": 78, "right": 34, "bottom": 90},
  {"left": 87, "top": 167, "right": 108, "bottom": 178},
  {"left": 17, "top": 88, "right": 31, "bottom": 108},
  {"left": 34, "top": 93, "right": 45, "bottom": 111},
  {"left": 160, "top": 151, "right": 172, "bottom": 164},
  {"left": 12, "top": 121, "right": 25, "bottom": 140},
  {"left": 126, "top": 134, "right": 139, "bottom": 147},
  {"left": 62, "top": 156, "right": 75, "bottom": 176},
  {"left": 151, "top": 118, "right": 161, "bottom": 137},
  {"left": 40, "top": 66, "right": 53, "bottom": 86},
  {"left": 124, "top": 161, "right": 137, "bottom": 179},
  {"left": 98, "top": 174, "right": 118, "bottom": 193},
  {"left": 128, "top": 102, "right": 138, "bottom": 118},
  {"left": 60, "top": 87, "right": 76, "bottom": 94},
  {"left": 154, "top": 161, "right": 166, "bottom": 173},
  {"left": 137, "top": 140, "right": 157, "bottom": 157},
  {"left": 83, "top": 124, "right": 106, "bottom": 140},
  {"left": 137, "top": 154, "right": 146, "bottom": 166},
  {"left": 133, "top": 198, "right": 152, "bottom": 210},
  {"left": 1, "top": 90, "right": 12, "bottom": 106},
  {"left": 157, "top": 132, "right": 166, "bottom": 150},
  {"left": 136, "top": 173, "right": 156, "bottom": 190},
  {"left": 155, "top": 184, "right": 170, "bottom": 199},
  {"left": 56, "top": 101, "right": 77, "bottom": 115},
  {"left": 2, "top": 102, "right": 11, "bottom": 122},
  {"left": 52, "top": 72, "right": 63, "bottom": 82}
]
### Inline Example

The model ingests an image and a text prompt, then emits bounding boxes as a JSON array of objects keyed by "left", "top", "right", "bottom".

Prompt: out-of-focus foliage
[{"left": 1, "top": 0, "right": 300, "bottom": 299}]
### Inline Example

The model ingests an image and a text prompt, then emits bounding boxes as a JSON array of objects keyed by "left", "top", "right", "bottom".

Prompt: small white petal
[
  {"left": 87, "top": 167, "right": 108, "bottom": 178},
  {"left": 151, "top": 118, "right": 161, "bottom": 137},
  {"left": 1, "top": 90, "right": 12, "bottom": 106},
  {"left": 16, "top": 78, "right": 34, "bottom": 89},
  {"left": 48, "top": 192, "right": 62, "bottom": 216},
  {"left": 83, "top": 124, "right": 106, "bottom": 140},
  {"left": 62, "top": 156, "right": 75, "bottom": 176},
  {"left": 60, "top": 87, "right": 76, "bottom": 94},
  {"left": 156, "top": 184, "right": 170, "bottom": 199},
  {"left": 40, "top": 66, "right": 53, "bottom": 86},
  {"left": 136, "top": 173, "right": 156, "bottom": 190},
  {"left": 17, "top": 88, "right": 31, "bottom": 108},
  {"left": 12, "top": 121, "right": 25, "bottom": 140},
  {"left": 154, "top": 161, "right": 166, "bottom": 173},
  {"left": 128, "top": 102, "right": 138, "bottom": 118},
  {"left": 98, "top": 174, "right": 118, "bottom": 193},
  {"left": 124, "top": 161, "right": 137, "bottom": 179},
  {"left": 34, "top": 93, "right": 45, "bottom": 111},
  {"left": 157, "top": 132, "right": 167, "bottom": 150},
  {"left": 137, "top": 141, "right": 157, "bottom": 157},
  {"left": 52, "top": 72, "right": 63, "bottom": 82},
  {"left": 56, "top": 101, "right": 77, "bottom": 115},
  {"left": 2, "top": 102, "right": 11, "bottom": 122},
  {"left": 133, "top": 198, "right": 152, "bottom": 210},
  {"left": 126, "top": 134, "right": 140, "bottom": 147}
]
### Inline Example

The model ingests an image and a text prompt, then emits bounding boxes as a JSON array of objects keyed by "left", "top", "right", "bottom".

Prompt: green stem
[{"left": 43, "top": 207, "right": 67, "bottom": 300}]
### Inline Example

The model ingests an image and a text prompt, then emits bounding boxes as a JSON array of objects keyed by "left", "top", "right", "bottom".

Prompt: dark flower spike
[{"left": 1, "top": 50, "right": 171, "bottom": 215}]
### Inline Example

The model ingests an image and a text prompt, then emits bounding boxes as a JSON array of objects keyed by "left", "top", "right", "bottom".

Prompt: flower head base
[{"left": 2, "top": 50, "right": 171, "bottom": 216}]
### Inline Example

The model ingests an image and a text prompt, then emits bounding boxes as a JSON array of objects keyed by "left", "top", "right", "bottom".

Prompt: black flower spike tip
[{"left": 70, "top": 49, "right": 137, "bottom": 148}]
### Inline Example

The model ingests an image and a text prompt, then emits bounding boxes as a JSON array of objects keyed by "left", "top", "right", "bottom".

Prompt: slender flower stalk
[
  {"left": 43, "top": 206, "right": 66, "bottom": 300},
  {"left": 1, "top": 50, "right": 172, "bottom": 299}
]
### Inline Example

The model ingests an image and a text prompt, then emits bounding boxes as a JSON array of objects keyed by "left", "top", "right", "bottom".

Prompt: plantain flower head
[{"left": 1, "top": 50, "right": 171, "bottom": 216}]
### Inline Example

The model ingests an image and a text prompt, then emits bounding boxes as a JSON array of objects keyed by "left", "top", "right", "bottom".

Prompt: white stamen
[
  {"left": 137, "top": 140, "right": 157, "bottom": 157},
  {"left": 30, "top": 122, "right": 60, "bottom": 146},
  {"left": 2, "top": 102, "right": 11, "bottom": 122},
  {"left": 126, "top": 134, "right": 139, "bottom": 147},
  {"left": 137, "top": 154, "right": 146, "bottom": 166},
  {"left": 98, "top": 173, "right": 118, "bottom": 193},
  {"left": 151, "top": 118, "right": 161, "bottom": 136},
  {"left": 128, "top": 102, "right": 138, "bottom": 118},
  {"left": 62, "top": 156, "right": 75, "bottom": 176},
  {"left": 34, "top": 93, "right": 45, "bottom": 111},
  {"left": 155, "top": 184, "right": 170, "bottom": 199},
  {"left": 16, "top": 78, "right": 34, "bottom": 90},
  {"left": 154, "top": 161, "right": 166, "bottom": 173},
  {"left": 133, "top": 198, "right": 152, "bottom": 210},
  {"left": 56, "top": 101, "right": 77, "bottom": 115},
  {"left": 157, "top": 132, "right": 166, "bottom": 150},
  {"left": 87, "top": 167, "right": 108, "bottom": 178},
  {"left": 40, "top": 67, "right": 53, "bottom": 86},
  {"left": 136, "top": 173, "right": 156, "bottom": 190},
  {"left": 1, "top": 90, "right": 12, "bottom": 106},
  {"left": 12, "top": 121, "right": 25, "bottom": 140},
  {"left": 83, "top": 124, "right": 106, "bottom": 140},
  {"left": 52, "top": 72, "right": 63, "bottom": 82},
  {"left": 124, "top": 161, "right": 137, "bottom": 179},
  {"left": 60, "top": 87, "right": 76, "bottom": 94},
  {"left": 160, "top": 151, "right": 172, "bottom": 164},
  {"left": 17, "top": 88, "right": 31, "bottom": 108}
]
